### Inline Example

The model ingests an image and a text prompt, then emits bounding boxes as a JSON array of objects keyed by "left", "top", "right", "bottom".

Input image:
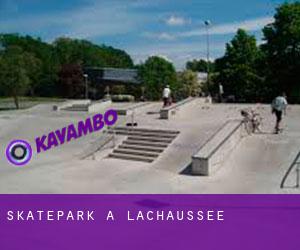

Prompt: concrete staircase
[{"left": 107, "top": 127, "right": 180, "bottom": 163}]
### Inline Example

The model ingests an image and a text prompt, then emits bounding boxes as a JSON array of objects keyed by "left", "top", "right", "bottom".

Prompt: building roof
[{"left": 84, "top": 67, "right": 140, "bottom": 84}]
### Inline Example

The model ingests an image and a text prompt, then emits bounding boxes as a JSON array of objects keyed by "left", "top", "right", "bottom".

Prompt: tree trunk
[{"left": 13, "top": 95, "right": 19, "bottom": 109}]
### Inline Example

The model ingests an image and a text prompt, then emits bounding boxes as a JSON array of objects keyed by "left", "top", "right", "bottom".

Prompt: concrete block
[
  {"left": 113, "top": 102, "right": 149, "bottom": 116},
  {"left": 54, "top": 99, "right": 91, "bottom": 111},
  {"left": 159, "top": 97, "right": 196, "bottom": 119},
  {"left": 192, "top": 120, "right": 243, "bottom": 176},
  {"left": 88, "top": 99, "right": 112, "bottom": 113}
]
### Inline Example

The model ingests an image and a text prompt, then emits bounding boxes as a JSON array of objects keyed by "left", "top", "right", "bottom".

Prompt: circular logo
[{"left": 6, "top": 140, "right": 32, "bottom": 166}]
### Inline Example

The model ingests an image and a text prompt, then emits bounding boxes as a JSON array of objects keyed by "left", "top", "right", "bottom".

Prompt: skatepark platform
[
  {"left": 53, "top": 99, "right": 112, "bottom": 113},
  {"left": 1, "top": 99, "right": 300, "bottom": 194},
  {"left": 53, "top": 99, "right": 150, "bottom": 115}
]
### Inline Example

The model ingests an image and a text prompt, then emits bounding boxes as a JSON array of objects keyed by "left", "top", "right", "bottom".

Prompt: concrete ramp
[
  {"left": 214, "top": 133, "right": 300, "bottom": 193},
  {"left": 160, "top": 97, "right": 208, "bottom": 119}
]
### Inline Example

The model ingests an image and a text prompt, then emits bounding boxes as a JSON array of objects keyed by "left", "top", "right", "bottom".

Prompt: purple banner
[{"left": 0, "top": 195, "right": 299, "bottom": 250}]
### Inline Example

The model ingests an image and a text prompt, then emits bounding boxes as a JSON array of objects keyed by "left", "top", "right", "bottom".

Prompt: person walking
[
  {"left": 271, "top": 93, "right": 288, "bottom": 134},
  {"left": 162, "top": 85, "right": 171, "bottom": 107}
]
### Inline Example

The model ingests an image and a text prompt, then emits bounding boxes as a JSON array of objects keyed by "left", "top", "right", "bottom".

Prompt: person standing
[
  {"left": 271, "top": 93, "right": 288, "bottom": 134},
  {"left": 162, "top": 85, "right": 171, "bottom": 107},
  {"left": 218, "top": 83, "right": 224, "bottom": 103}
]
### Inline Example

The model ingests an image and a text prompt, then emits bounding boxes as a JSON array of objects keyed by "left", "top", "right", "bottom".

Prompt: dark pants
[
  {"left": 163, "top": 97, "right": 169, "bottom": 107},
  {"left": 274, "top": 110, "right": 282, "bottom": 123}
]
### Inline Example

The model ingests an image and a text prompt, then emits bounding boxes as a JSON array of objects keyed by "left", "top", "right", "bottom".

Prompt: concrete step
[
  {"left": 127, "top": 136, "right": 173, "bottom": 143},
  {"left": 108, "top": 153, "right": 155, "bottom": 163},
  {"left": 63, "top": 105, "right": 89, "bottom": 111},
  {"left": 62, "top": 103, "right": 90, "bottom": 111},
  {"left": 71, "top": 104, "right": 89, "bottom": 108},
  {"left": 119, "top": 144, "right": 165, "bottom": 153},
  {"left": 113, "top": 148, "right": 159, "bottom": 158},
  {"left": 107, "top": 130, "right": 177, "bottom": 139},
  {"left": 112, "top": 127, "right": 180, "bottom": 135},
  {"left": 64, "top": 108, "right": 88, "bottom": 112},
  {"left": 123, "top": 140, "right": 169, "bottom": 148}
]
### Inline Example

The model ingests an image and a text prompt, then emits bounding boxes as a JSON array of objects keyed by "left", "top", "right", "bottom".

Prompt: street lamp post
[
  {"left": 83, "top": 74, "right": 88, "bottom": 99},
  {"left": 204, "top": 20, "right": 211, "bottom": 93}
]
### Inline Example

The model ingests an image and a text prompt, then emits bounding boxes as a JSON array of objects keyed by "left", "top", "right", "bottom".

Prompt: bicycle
[{"left": 241, "top": 109, "right": 262, "bottom": 135}]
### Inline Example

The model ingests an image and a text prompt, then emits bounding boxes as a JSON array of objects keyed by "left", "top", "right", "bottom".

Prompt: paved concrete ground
[{"left": 0, "top": 99, "right": 299, "bottom": 194}]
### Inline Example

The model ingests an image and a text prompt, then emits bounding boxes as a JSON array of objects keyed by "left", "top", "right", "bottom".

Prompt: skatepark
[{"left": 0, "top": 98, "right": 300, "bottom": 194}]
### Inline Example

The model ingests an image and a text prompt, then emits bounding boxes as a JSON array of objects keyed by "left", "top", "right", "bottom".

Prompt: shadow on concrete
[
  {"left": 179, "top": 163, "right": 193, "bottom": 176},
  {"left": 255, "top": 131, "right": 275, "bottom": 135},
  {"left": 179, "top": 163, "right": 205, "bottom": 177}
]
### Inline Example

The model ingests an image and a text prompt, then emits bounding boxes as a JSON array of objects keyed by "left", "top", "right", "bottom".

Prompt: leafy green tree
[
  {"left": 23, "top": 52, "right": 42, "bottom": 96},
  {"left": 186, "top": 59, "right": 215, "bottom": 72},
  {"left": 215, "top": 29, "right": 263, "bottom": 102},
  {"left": 53, "top": 37, "right": 134, "bottom": 68},
  {"left": 177, "top": 70, "right": 200, "bottom": 98},
  {"left": 138, "top": 56, "right": 177, "bottom": 100},
  {"left": 0, "top": 34, "right": 134, "bottom": 99},
  {"left": 0, "top": 46, "right": 30, "bottom": 108},
  {"left": 262, "top": 2, "right": 300, "bottom": 102},
  {"left": 0, "top": 34, "right": 59, "bottom": 97},
  {"left": 58, "top": 63, "right": 84, "bottom": 98}
]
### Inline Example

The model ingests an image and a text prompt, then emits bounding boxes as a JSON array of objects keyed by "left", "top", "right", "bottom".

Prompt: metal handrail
[
  {"left": 296, "top": 164, "right": 300, "bottom": 188},
  {"left": 280, "top": 151, "right": 300, "bottom": 188}
]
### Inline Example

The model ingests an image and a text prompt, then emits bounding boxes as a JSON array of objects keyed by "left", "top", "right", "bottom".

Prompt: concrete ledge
[
  {"left": 115, "top": 102, "right": 150, "bottom": 116},
  {"left": 192, "top": 120, "right": 243, "bottom": 176},
  {"left": 53, "top": 99, "right": 91, "bottom": 111},
  {"left": 88, "top": 99, "right": 112, "bottom": 113},
  {"left": 159, "top": 97, "right": 194, "bottom": 119}
]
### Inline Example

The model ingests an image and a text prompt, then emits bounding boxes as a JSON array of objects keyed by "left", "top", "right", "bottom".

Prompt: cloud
[
  {"left": 181, "top": 16, "right": 274, "bottom": 37},
  {"left": 165, "top": 15, "right": 190, "bottom": 26},
  {"left": 125, "top": 41, "right": 225, "bottom": 69},
  {"left": 135, "top": 16, "right": 274, "bottom": 69},
  {"left": 142, "top": 16, "right": 274, "bottom": 44},
  {"left": 0, "top": 1, "right": 149, "bottom": 40},
  {"left": 143, "top": 32, "right": 175, "bottom": 40}
]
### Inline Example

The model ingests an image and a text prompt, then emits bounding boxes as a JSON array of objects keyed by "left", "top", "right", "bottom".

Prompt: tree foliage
[
  {"left": 53, "top": 37, "right": 133, "bottom": 68},
  {"left": 2, "top": 2, "right": 300, "bottom": 104},
  {"left": 186, "top": 59, "right": 215, "bottom": 72},
  {"left": 215, "top": 29, "right": 263, "bottom": 102},
  {"left": 0, "top": 46, "right": 31, "bottom": 108},
  {"left": 138, "top": 56, "right": 177, "bottom": 100},
  {"left": 0, "top": 34, "right": 59, "bottom": 97},
  {"left": 177, "top": 70, "right": 200, "bottom": 98},
  {"left": 58, "top": 63, "right": 84, "bottom": 98},
  {"left": 0, "top": 34, "right": 134, "bottom": 99},
  {"left": 262, "top": 2, "right": 300, "bottom": 102}
]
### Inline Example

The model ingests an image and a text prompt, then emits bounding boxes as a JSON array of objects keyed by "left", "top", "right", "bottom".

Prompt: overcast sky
[{"left": 0, "top": 0, "right": 291, "bottom": 69}]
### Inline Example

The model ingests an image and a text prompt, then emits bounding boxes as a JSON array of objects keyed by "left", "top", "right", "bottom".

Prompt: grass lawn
[{"left": 0, "top": 97, "right": 66, "bottom": 111}]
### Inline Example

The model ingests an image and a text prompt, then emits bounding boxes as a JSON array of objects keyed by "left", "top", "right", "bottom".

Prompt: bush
[{"left": 111, "top": 94, "right": 135, "bottom": 102}]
